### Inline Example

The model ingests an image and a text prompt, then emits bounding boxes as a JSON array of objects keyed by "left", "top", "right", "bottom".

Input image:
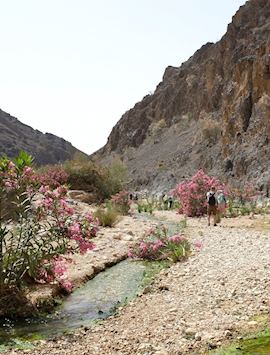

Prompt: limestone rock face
[
  {"left": 0, "top": 109, "right": 84, "bottom": 165},
  {"left": 93, "top": 0, "right": 270, "bottom": 193}
]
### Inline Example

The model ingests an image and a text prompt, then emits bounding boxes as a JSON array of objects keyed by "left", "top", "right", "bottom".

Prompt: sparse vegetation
[
  {"left": 128, "top": 225, "right": 191, "bottom": 262},
  {"left": 64, "top": 157, "right": 128, "bottom": 202},
  {"left": 94, "top": 205, "right": 120, "bottom": 227},
  {"left": 111, "top": 190, "right": 130, "bottom": 215},
  {"left": 148, "top": 119, "right": 167, "bottom": 137},
  {"left": 201, "top": 118, "right": 222, "bottom": 142}
]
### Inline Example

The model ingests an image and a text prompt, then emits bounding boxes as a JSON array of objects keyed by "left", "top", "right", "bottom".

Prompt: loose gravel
[{"left": 5, "top": 212, "right": 270, "bottom": 355}]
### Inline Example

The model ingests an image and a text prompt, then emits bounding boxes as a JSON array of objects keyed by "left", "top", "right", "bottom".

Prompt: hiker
[
  {"left": 168, "top": 196, "right": 173, "bottom": 209},
  {"left": 217, "top": 190, "right": 227, "bottom": 221},
  {"left": 162, "top": 193, "right": 168, "bottom": 209},
  {"left": 206, "top": 186, "right": 217, "bottom": 226}
]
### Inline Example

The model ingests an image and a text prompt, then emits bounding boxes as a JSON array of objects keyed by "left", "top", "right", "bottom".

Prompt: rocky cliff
[
  {"left": 93, "top": 0, "right": 270, "bottom": 194},
  {"left": 0, "top": 109, "right": 84, "bottom": 165}
]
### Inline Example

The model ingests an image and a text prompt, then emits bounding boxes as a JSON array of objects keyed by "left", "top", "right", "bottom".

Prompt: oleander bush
[
  {"left": 35, "top": 164, "right": 68, "bottom": 188},
  {"left": 173, "top": 169, "right": 225, "bottom": 217},
  {"left": 128, "top": 225, "right": 192, "bottom": 262},
  {"left": 0, "top": 151, "right": 99, "bottom": 314}
]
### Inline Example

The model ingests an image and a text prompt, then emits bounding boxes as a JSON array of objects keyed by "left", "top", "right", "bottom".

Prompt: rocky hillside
[
  {"left": 93, "top": 0, "right": 270, "bottom": 194},
  {"left": 0, "top": 109, "right": 84, "bottom": 165}
]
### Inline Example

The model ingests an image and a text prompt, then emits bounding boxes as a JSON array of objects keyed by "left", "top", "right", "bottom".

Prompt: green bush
[
  {"left": 64, "top": 157, "right": 127, "bottom": 202},
  {"left": 111, "top": 191, "right": 130, "bottom": 215},
  {"left": 94, "top": 206, "right": 119, "bottom": 227}
]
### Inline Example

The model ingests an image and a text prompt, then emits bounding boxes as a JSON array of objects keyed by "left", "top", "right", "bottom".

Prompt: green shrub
[
  {"left": 177, "top": 218, "right": 187, "bottom": 231},
  {"left": 64, "top": 157, "right": 127, "bottom": 202},
  {"left": 111, "top": 191, "right": 130, "bottom": 215},
  {"left": 94, "top": 206, "right": 119, "bottom": 227}
]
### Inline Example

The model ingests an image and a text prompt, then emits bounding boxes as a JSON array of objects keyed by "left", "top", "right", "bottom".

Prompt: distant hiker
[
  {"left": 168, "top": 196, "right": 173, "bottom": 209},
  {"left": 206, "top": 186, "right": 217, "bottom": 226},
  {"left": 162, "top": 193, "right": 168, "bottom": 209},
  {"left": 217, "top": 190, "right": 227, "bottom": 221}
]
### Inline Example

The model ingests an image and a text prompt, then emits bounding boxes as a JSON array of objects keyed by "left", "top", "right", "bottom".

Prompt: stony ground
[
  {"left": 27, "top": 201, "right": 156, "bottom": 308},
  {"left": 6, "top": 211, "right": 270, "bottom": 355}
]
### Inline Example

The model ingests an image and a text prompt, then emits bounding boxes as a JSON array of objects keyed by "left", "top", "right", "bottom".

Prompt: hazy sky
[{"left": 0, "top": 0, "right": 246, "bottom": 154}]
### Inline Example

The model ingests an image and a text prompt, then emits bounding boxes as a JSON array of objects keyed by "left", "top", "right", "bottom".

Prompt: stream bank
[
  {"left": 0, "top": 259, "right": 168, "bottom": 351},
  {"left": 4, "top": 211, "right": 269, "bottom": 355},
  {"left": 0, "top": 204, "right": 157, "bottom": 318}
]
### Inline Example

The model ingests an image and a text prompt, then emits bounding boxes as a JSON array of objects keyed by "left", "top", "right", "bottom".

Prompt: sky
[{"left": 0, "top": 0, "right": 246, "bottom": 155}]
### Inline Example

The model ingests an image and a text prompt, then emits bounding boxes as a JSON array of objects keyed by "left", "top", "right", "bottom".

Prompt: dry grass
[{"left": 200, "top": 118, "right": 222, "bottom": 142}]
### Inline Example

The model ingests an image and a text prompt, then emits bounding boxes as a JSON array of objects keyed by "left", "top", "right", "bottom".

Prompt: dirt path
[{"left": 7, "top": 211, "right": 270, "bottom": 354}]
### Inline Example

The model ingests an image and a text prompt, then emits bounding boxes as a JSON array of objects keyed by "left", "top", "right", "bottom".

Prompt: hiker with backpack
[{"left": 206, "top": 186, "right": 218, "bottom": 226}]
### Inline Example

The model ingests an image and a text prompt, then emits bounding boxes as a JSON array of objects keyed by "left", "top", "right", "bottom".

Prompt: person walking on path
[
  {"left": 216, "top": 189, "right": 227, "bottom": 223},
  {"left": 206, "top": 186, "right": 218, "bottom": 226}
]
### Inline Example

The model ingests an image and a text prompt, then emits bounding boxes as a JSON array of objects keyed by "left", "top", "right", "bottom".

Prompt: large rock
[{"left": 92, "top": 0, "right": 270, "bottom": 194}]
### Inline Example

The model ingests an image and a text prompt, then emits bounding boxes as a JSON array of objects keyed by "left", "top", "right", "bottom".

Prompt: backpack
[{"left": 208, "top": 193, "right": 216, "bottom": 206}]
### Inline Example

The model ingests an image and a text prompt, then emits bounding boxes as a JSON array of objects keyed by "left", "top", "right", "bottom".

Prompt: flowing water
[
  {"left": 7, "top": 212, "right": 269, "bottom": 353},
  {"left": 0, "top": 259, "right": 162, "bottom": 349}
]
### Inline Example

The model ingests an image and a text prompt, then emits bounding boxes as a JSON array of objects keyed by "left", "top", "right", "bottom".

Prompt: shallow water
[{"left": 0, "top": 259, "right": 155, "bottom": 346}]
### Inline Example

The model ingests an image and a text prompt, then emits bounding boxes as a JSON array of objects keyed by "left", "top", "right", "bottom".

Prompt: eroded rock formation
[{"left": 93, "top": 0, "right": 270, "bottom": 193}]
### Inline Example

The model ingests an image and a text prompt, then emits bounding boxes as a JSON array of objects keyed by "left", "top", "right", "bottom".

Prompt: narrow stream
[
  {"left": 7, "top": 212, "right": 270, "bottom": 354},
  {"left": 0, "top": 259, "right": 162, "bottom": 349}
]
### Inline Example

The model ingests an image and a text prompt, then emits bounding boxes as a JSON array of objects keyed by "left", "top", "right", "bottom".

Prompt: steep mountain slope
[
  {"left": 0, "top": 109, "right": 84, "bottom": 165},
  {"left": 93, "top": 0, "right": 270, "bottom": 193}
]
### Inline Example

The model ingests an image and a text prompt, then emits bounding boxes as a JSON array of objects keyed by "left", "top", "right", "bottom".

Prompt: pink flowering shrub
[
  {"left": 129, "top": 225, "right": 192, "bottom": 262},
  {"left": 35, "top": 165, "right": 69, "bottom": 189},
  {"left": 0, "top": 151, "right": 98, "bottom": 300},
  {"left": 173, "top": 169, "right": 225, "bottom": 217},
  {"left": 37, "top": 256, "right": 73, "bottom": 293},
  {"left": 111, "top": 190, "right": 130, "bottom": 215}
]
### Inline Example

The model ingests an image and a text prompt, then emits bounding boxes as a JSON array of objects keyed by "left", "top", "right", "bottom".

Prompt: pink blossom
[
  {"left": 4, "top": 180, "right": 14, "bottom": 191},
  {"left": 194, "top": 241, "right": 203, "bottom": 251},
  {"left": 79, "top": 240, "right": 95, "bottom": 254},
  {"left": 168, "top": 235, "right": 186, "bottom": 244},
  {"left": 68, "top": 222, "right": 81, "bottom": 236},
  {"left": 23, "top": 166, "right": 32, "bottom": 175},
  {"left": 7, "top": 161, "right": 15, "bottom": 169},
  {"left": 156, "top": 239, "right": 165, "bottom": 247},
  {"left": 52, "top": 260, "right": 67, "bottom": 277},
  {"left": 59, "top": 279, "right": 73, "bottom": 293},
  {"left": 139, "top": 242, "right": 147, "bottom": 251},
  {"left": 39, "top": 185, "right": 50, "bottom": 194},
  {"left": 43, "top": 197, "right": 53, "bottom": 207},
  {"left": 85, "top": 213, "right": 94, "bottom": 223}
]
